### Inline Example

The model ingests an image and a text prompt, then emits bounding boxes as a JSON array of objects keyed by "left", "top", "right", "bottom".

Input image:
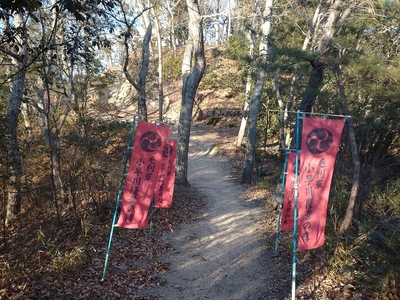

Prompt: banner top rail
[{"left": 267, "top": 109, "right": 351, "bottom": 120}]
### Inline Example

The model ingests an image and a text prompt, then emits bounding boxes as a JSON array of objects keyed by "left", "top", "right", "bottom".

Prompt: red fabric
[
  {"left": 154, "top": 139, "right": 176, "bottom": 208},
  {"left": 280, "top": 152, "right": 300, "bottom": 231},
  {"left": 116, "top": 120, "right": 170, "bottom": 229},
  {"left": 297, "top": 117, "right": 344, "bottom": 251}
]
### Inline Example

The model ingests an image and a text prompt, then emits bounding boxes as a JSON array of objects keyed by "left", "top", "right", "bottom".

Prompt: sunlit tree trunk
[
  {"left": 176, "top": 0, "right": 206, "bottom": 185},
  {"left": 151, "top": 5, "right": 164, "bottom": 123},
  {"left": 236, "top": 29, "right": 255, "bottom": 147},
  {"left": 166, "top": 0, "right": 177, "bottom": 51},
  {"left": 241, "top": 0, "right": 273, "bottom": 185}
]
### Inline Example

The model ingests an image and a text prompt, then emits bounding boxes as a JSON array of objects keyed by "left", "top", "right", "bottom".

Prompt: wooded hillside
[{"left": 0, "top": 0, "right": 399, "bottom": 298}]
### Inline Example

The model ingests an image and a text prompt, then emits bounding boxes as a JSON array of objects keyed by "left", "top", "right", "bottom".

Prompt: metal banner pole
[
  {"left": 291, "top": 110, "right": 301, "bottom": 299},
  {"left": 101, "top": 116, "right": 137, "bottom": 281},
  {"left": 274, "top": 149, "right": 290, "bottom": 254}
]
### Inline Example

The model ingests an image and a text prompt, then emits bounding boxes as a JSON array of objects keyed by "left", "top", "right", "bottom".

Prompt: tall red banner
[
  {"left": 154, "top": 139, "right": 177, "bottom": 208},
  {"left": 297, "top": 117, "right": 344, "bottom": 251},
  {"left": 116, "top": 120, "right": 171, "bottom": 229},
  {"left": 280, "top": 152, "right": 301, "bottom": 231}
]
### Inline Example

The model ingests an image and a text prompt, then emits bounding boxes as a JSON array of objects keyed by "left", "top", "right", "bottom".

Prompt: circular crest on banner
[
  {"left": 162, "top": 144, "right": 174, "bottom": 157},
  {"left": 140, "top": 131, "right": 162, "bottom": 152},
  {"left": 306, "top": 128, "right": 333, "bottom": 154}
]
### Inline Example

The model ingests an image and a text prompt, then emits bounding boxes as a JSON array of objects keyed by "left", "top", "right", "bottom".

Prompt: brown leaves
[{"left": 0, "top": 183, "right": 203, "bottom": 299}]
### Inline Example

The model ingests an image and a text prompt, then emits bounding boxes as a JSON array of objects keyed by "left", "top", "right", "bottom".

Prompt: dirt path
[{"left": 137, "top": 127, "right": 290, "bottom": 299}]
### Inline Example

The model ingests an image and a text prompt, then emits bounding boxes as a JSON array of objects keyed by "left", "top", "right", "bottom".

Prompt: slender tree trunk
[
  {"left": 151, "top": 6, "right": 164, "bottom": 123},
  {"left": 241, "top": 0, "right": 273, "bottom": 185},
  {"left": 286, "top": 3, "right": 321, "bottom": 113},
  {"left": 166, "top": 0, "right": 177, "bottom": 51},
  {"left": 176, "top": 0, "right": 206, "bottom": 185},
  {"left": 236, "top": 28, "right": 255, "bottom": 147},
  {"left": 137, "top": 1, "right": 152, "bottom": 120},
  {"left": 20, "top": 102, "right": 32, "bottom": 144},
  {"left": 298, "top": 0, "right": 351, "bottom": 113},
  {"left": 5, "top": 12, "right": 28, "bottom": 227},
  {"left": 122, "top": 2, "right": 152, "bottom": 121},
  {"left": 35, "top": 77, "right": 65, "bottom": 216},
  {"left": 227, "top": 0, "right": 232, "bottom": 38},
  {"left": 335, "top": 64, "right": 360, "bottom": 233},
  {"left": 32, "top": 2, "right": 67, "bottom": 217},
  {"left": 273, "top": 71, "right": 286, "bottom": 150}
]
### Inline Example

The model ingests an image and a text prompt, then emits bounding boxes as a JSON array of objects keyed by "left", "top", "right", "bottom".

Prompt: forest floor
[{"left": 0, "top": 121, "right": 371, "bottom": 299}]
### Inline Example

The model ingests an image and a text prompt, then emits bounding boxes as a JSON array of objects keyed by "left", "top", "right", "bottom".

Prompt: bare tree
[
  {"left": 335, "top": 64, "right": 360, "bottom": 232},
  {"left": 2, "top": 11, "right": 29, "bottom": 226},
  {"left": 235, "top": 19, "right": 256, "bottom": 147},
  {"left": 113, "top": 0, "right": 151, "bottom": 121},
  {"left": 31, "top": 0, "right": 72, "bottom": 217},
  {"left": 151, "top": 3, "right": 165, "bottom": 123},
  {"left": 241, "top": 0, "right": 273, "bottom": 185},
  {"left": 176, "top": 0, "right": 206, "bottom": 185}
]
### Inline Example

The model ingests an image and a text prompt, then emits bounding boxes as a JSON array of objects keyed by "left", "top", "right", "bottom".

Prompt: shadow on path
[{"left": 137, "top": 128, "right": 291, "bottom": 300}]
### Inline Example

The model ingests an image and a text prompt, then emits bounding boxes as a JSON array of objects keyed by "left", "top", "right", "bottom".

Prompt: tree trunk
[
  {"left": 236, "top": 28, "right": 255, "bottom": 147},
  {"left": 20, "top": 102, "right": 32, "bottom": 145},
  {"left": 241, "top": 0, "right": 273, "bottom": 185},
  {"left": 5, "top": 12, "right": 28, "bottom": 227},
  {"left": 166, "top": 0, "right": 177, "bottom": 51},
  {"left": 335, "top": 64, "right": 360, "bottom": 233},
  {"left": 273, "top": 71, "right": 286, "bottom": 150},
  {"left": 176, "top": 0, "right": 206, "bottom": 185},
  {"left": 35, "top": 76, "right": 65, "bottom": 216},
  {"left": 137, "top": 1, "right": 152, "bottom": 121},
  {"left": 122, "top": 2, "right": 152, "bottom": 121},
  {"left": 151, "top": 6, "right": 164, "bottom": 123},
  {"left": 298, "top": 0, "right": 351, "bottom": 114},
  {"left": 298, "top": 61, "right": 325, "bottom": 113}
]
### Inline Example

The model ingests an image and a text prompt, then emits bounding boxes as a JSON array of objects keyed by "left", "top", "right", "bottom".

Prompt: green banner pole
[
  {"left": 101, "top": 116, "right": 137, "bottom": 282},
  {"left": 291, "top": 110, "right": 301, "bottom": 299}
]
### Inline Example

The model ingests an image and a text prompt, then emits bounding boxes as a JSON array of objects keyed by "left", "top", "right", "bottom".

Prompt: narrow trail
[{"left": 138, "top": 127, "right": 290, "bottom": 299}]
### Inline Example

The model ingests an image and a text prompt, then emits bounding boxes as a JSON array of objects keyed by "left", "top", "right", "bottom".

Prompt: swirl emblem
[
  {"left": 140, "top": 131, "right": 162, "bottom": 152},
  {"left": 162, "top": 144, "right": 174, "bottom": 158},
  {"left": 306, "top": 128, "right": 333, "bottom": 154}
]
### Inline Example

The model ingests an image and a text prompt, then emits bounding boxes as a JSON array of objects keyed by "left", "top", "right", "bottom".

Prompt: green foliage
[
  {"left": 90, "top": 69, "right": 117, "bottom": 88},
  {"left": 51, "top": 246, "right": 89, "bottom": 273},
  {"left": 323, "top": 158, "right": 400, "bottom": 297},
  {"left": 0, "top": 0, "right": 42, "bottom": 12},
  {"left": 225, "top": 33, "right": 249, "bottom": 63},
  {"left": 199, "top": 46, "right": 247, "bottom": 100},
  {"left": 162, "top": 54, "right": 182, "bottom": 81}
]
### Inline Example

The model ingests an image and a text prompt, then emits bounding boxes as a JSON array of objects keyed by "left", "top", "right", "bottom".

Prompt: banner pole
[
  {"left": 149, "top": 197, "right": 154, "bottom": 237},
  {"left": 274, "top": 149, "right": 290, "bottom": 254},
  {"left": 291, "top": 110, "right": 301, "bottom": 299},
  {"left": 101, "top": 116, "right": 137, "bottom": 282}
]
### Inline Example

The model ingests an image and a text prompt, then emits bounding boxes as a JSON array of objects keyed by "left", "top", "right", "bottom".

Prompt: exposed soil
[{"left": 136, "top": 124, "right": 293, "bottom": 299}]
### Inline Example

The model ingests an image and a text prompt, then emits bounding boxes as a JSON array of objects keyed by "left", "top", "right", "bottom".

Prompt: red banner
[
  {"left": 154, "top": 139, "right": 176, "bottom": 208},
  {"left": 280, "top": 152, "right": 301, "bottom": 231},
  {"left": 116, "top": 120, "right": 170, "bottom": 229},
  {"left": 297, "top": 117, "right": 344, "bottom": 251}
]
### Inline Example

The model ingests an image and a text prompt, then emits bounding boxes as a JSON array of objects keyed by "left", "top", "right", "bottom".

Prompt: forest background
[{"left": 0, "top": 0, "right": 399, "bottom": 298}]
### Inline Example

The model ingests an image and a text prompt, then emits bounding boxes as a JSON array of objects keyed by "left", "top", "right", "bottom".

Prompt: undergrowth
[{"left": 250, "top": 134, "right": 400, "bottom": 298}]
